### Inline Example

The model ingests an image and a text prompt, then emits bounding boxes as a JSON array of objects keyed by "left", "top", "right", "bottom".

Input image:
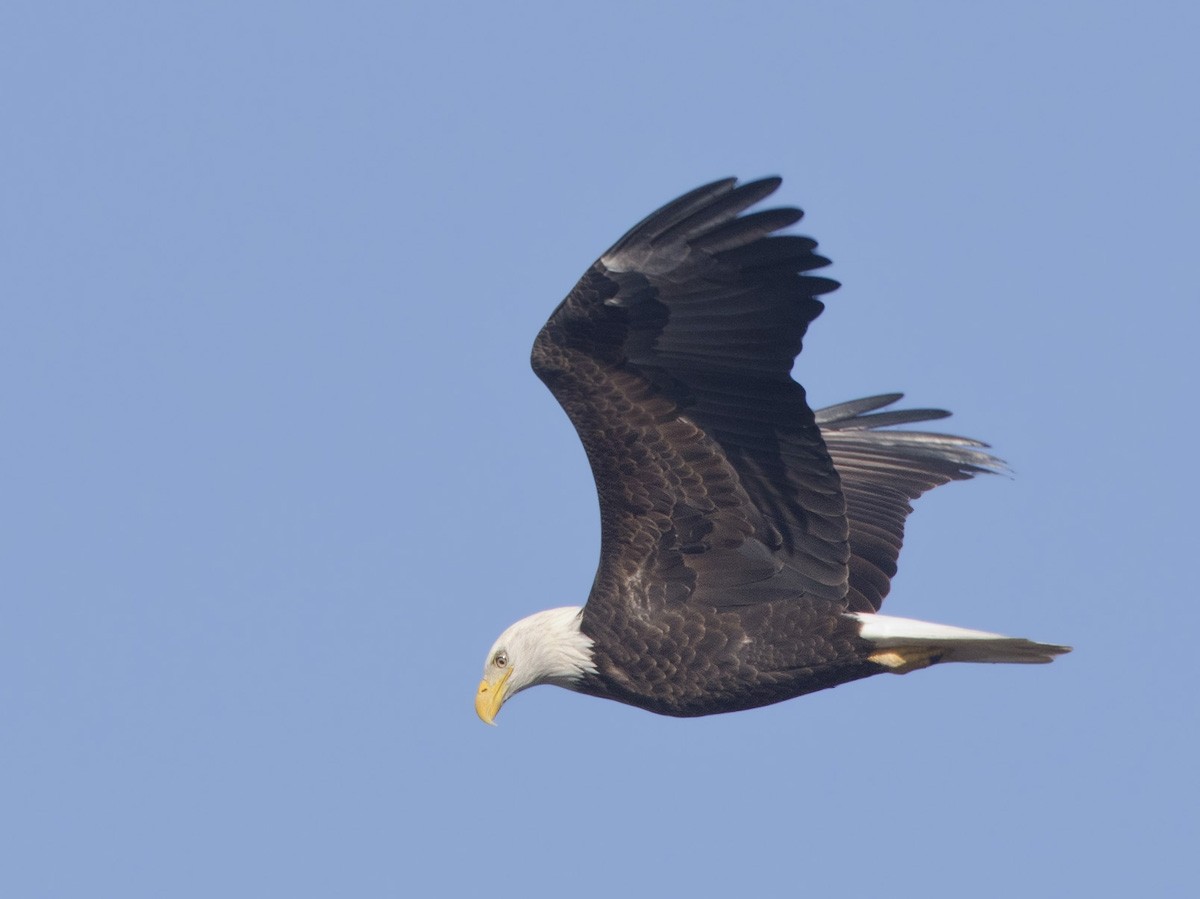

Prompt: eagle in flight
[{"left": 475, "top": 177, "right": 1069, "bottom": 723}]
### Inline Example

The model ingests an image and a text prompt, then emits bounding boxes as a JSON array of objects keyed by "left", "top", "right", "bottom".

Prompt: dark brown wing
[
  {"left": 815, "top": 394, "right": 1005, "bottom": 612},
  {"left": 531, "top": 178, "right": 846, "bottom": 617}
]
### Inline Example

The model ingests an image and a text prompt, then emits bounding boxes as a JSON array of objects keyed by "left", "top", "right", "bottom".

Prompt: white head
[{"left": 475, "top": 606, "right": 595, "bottom": 725}]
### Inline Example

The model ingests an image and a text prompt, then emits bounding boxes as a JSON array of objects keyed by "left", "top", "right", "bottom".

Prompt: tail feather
[{"left": 851, "top": 613, "right": 1071, "bottom": 666}]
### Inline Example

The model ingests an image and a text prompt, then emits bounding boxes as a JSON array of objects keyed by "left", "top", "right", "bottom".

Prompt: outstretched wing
[
  {"left": 531, "top": 178, "right": 847, "bottom": 617},
  {"left": 815, "top": 394, "right": 1005, "bottom": 612}
]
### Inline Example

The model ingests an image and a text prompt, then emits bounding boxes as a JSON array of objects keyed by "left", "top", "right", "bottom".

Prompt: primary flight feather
[{"left": 475, "top": 177, "right": 1068, "bottom": 724}]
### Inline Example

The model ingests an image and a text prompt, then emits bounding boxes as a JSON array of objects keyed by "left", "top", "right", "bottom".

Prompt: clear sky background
[{"left": 2, "top": 2, "right": 1196, "bottom": 896}]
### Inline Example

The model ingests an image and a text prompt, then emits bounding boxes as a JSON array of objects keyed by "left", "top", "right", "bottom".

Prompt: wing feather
[
  {"left": 816, "top": 394, "right": 1005, "bottom": 611},
  {"left": 530, "top": 180, "right": 1001, "bottom": 625},
  {"left": 533, "top": 178, "right": 846, "bottom": 616}
]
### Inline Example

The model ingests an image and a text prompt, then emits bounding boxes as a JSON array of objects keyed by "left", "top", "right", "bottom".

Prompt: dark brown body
[{"left": 578, "top": 598, "right": 882, "bottom": 716}]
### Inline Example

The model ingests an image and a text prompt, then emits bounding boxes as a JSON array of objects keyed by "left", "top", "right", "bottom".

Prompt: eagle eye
[{"left": 493, "top": 651, "right": 508, "bottom": 668}]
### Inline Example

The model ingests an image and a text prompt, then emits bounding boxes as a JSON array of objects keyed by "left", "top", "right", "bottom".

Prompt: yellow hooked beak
[{"left": 475, "top": 667, "right": 513, "bottom": 725}]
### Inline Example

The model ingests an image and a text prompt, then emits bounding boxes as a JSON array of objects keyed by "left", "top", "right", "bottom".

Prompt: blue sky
[{"left": 2, "top": 2, "right": 1196, "bottom": 896}]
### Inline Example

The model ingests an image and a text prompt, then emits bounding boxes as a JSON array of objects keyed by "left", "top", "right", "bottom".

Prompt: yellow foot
[{"left": 869, "top": 647, "right": 942, "bottom": 674}]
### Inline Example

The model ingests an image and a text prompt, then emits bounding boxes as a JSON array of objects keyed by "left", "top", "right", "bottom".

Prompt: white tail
[{"left": 851, "top": 613, "right": 1071, "bottom": 666}]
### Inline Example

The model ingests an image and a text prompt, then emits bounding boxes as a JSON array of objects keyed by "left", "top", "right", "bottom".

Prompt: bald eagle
[{"left": 475, "top": 177, "right": 1068, "bottom": 723}]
